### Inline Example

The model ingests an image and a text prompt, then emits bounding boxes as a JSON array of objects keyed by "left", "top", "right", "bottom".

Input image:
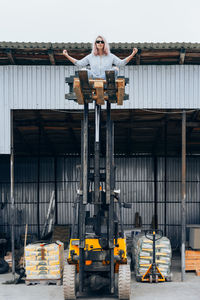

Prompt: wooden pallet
[
  {"left": 25, "top": 278, "right": 62, "bottom": 286},
  {"left": 73, "top": 70, "right": 125, "bottom": 106},
  {"left": 185, "top": 250, "right": 200, "bottom": 276}
]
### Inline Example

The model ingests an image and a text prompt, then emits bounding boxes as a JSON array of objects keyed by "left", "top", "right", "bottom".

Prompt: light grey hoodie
[{"left": 74, "top": 53, "right": 127, "bottom": 78}]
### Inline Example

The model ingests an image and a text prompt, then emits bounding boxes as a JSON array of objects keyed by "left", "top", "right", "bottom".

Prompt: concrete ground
[{"left": 0, "top": 255, "right": 200, "bottom": 300}]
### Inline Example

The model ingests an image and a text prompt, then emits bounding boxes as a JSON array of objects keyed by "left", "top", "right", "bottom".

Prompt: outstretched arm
[
  {"left": 125, "top": 48, "right": 138, "bottom": 63},
  {"left": 63, "top": 49, "right": 90, "bottom": 67},
  {"left": 112, "top": 48, "right": 138, "bottom": 67},
  {"left": 63, "top": 50, "right": 77, "bottom": 64}
]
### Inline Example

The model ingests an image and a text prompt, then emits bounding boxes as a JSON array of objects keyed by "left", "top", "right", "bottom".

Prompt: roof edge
[{"left": 1, "top": 41, "right": 200, "bottom": 50}]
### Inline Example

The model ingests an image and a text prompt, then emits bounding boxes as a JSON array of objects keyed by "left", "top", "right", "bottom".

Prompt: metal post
[
  {"left": 54, "top": 157, "right": 58, "bottom": 225},
  {"left": 37, "top": 146, "right": 41, "bottom": 240},
  {"left": 181, "top": 110, "right": 186, "bottom": 281},
  {"left": 154, "top": 156, "right": 158, "bottom": 230},
  {"left": 10, "top": 110, "right": 15, "bottom": 280},
  {"left": 110, "top": 121, "right": 115, "bottom": 294},
  {"left": 106, "top": 102, "right": 111, "bottom": 206},
  {"left": 83, "top": 103, "right": 88, "bottom": 205},
  {"left": 94, "top": 104, "right": 100, "bottom": 205},
  {"left": 164, "top": 121, "right": 167, "bottom": 236},
  {"left": 106, "top": 101, "right": 114, "bottom": 294},
  {"left": 79, "top": 103, "right": 88, "bottom": 293}
]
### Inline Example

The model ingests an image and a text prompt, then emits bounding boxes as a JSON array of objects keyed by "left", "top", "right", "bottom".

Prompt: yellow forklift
[{"left": 63, "top": 70, "right": 131, "bottom": 299}]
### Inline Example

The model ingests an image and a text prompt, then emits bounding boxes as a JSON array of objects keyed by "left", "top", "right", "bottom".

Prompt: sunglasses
[{"left": 96, "top": 40, "right": 104, "bottom": 44}]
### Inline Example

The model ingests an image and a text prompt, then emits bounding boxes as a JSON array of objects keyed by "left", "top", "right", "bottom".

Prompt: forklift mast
[
  {"left": 79, "top": 99, "right": 116, "bottom": 293},
  {"left": 64, "top": 70, "right": 131, "bottom": 299}
]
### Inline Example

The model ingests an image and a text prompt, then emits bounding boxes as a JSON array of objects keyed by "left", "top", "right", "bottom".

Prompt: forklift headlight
[{"left": 71, "top": 240, "right": 79, "bottom": 246}]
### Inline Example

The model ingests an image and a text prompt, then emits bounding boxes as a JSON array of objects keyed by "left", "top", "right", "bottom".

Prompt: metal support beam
[
  {"left": 106, "top": 102, "right": 111, "bottom": 205},
  {"left": 37, "top": 126, "right": 41, "bottom": 239},
  {"left": 136, "top": 49, "right": 141, "bottom": 65},
  {"left": 110, "top": 121, "right": 115, "bottom": 293},
  {"left": 164, "top": 120, "right": 168, "bottom": 236},
  {"left": 153, "top": 156, "right": 158, "bottom": 230},
  {"left": 83, "top": 103, "right": 88, "bottom": 205},
  {"left": 181, "top": 110, "right": 186, "bottom": 281},
  {"left": 187, "top": 110, "right": 200, "bottom": 153},
  {"left": 94, "top": 104, "right": 100, "bottom": 205},
  {"left": 6, "top": 49, "right": 15, "bottom": 65},
  {"left": 179, "top": 48, "right": 186, "bottom": 65},
  {"left": 106, "top": 101, "right": 115, "bottom": 294},
  {"left": 79, "top": 103, "right": 88, "bottom": 294},
  {"left": 10, "top": 110, "right": 15, "bottom": 280},
  {"left": 54, "top": 157, "right": 58, "bottom": 224},
  {"left": 48, "top": 50, "right": 56, "bottom": 65}
]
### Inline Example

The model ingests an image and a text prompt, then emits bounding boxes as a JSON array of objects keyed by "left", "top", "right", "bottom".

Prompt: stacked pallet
[
  {"left": 185, "top": 250, "right": 200, "bottom": 276},
  {"left": 132, "top": 234, "right": 172, "bottom": 280},
  {"left": 73, "top": 70, "right": 126, "bottom": 106},
  {"left": 25, "top": 241, "right": 64, "bottom": 285}
]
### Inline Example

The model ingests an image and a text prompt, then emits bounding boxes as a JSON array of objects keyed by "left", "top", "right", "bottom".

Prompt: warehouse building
[{"left": 0, "top": 41, "right": 200, "bottom": 279}]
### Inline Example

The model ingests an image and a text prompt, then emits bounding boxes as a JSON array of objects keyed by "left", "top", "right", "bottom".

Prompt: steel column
[
  {"left": 164, "top": 121, "right": 167, "bottom": 236},
  {"left": 10, "top": 110, "right": 15, "bottom": 280},
  {"left": 154, "top": 156, "right": 158, "bottom": 230},
  {"left": 94, "top": 104, "right": 100, "bottom": 205},
  {"left": 106, "top": 102, "right": 111, "bottom": 206},
  {"left": 37, "top": 124, "right": 41, "bottom": 239},
  {"left": 106, "top": 101, "right": 114, "bottom": 294},
  {"left": 83, "top": 103, "right": 88, "bottom": 205},
  {"left": 79, "top": 103, "right": 88, "bottom": 293},
  {"left": 181, "top": 110, "right": 186, "bottom": 282},
  {"left": 54, "top": 157, "right": 58, "bottom": 225},
  {"left": 37, "top": 155, "right": 40, "bottom": 239}
]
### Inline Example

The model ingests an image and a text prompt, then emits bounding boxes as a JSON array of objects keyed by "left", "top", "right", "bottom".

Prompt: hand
[
  {"left": 132, "top": 48, "right": 138, "bottom": 56},
  {"left": 63, "top": 49, "right": 68, "bottom": 56}
]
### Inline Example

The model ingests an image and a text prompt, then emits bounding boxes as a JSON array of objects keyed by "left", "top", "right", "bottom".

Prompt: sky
[{"left": 0, "top": 0, "right": 200, "bottom": 43}]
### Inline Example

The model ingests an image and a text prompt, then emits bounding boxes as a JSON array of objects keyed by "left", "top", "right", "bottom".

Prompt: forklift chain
[
  {"left": 63, "top": 263, "right": 76, "bottom": 300},
  {"left": 118, "top": 264, "right": 131, "bottom": 300}
]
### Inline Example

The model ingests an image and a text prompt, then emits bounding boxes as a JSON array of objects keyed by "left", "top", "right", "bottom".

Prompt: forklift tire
[
  {"left": 118, "top": 264, "right": 131, "bottom": 300},
  {"left": 63, "top": 264, "right": 77, "bottom": 300},
  {"left": 0, "top": 258, "right": 9, "bottom": 274}
]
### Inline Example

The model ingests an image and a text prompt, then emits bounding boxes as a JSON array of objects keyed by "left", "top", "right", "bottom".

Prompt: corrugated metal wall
[
  {"left": 1, "top": 65, "right": 200, "bottom": 154},
  {"left": 0, "top": 155, "right": 200, "bottom": 248}
]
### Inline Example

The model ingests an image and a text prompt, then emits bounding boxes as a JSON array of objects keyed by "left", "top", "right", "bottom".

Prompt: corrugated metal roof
[
  {"left": 1, "top": 41, "right": 200, "bottom": 66},
  {"left": 1, "top": 41, "right": 200, "bottom": 50}
]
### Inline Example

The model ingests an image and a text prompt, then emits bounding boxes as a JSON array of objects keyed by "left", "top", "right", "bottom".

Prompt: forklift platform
[{"left": 65, "top": 70, "right": 129, "bottom": 105}]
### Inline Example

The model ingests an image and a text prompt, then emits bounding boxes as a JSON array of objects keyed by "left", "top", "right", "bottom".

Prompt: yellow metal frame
[
  {"left": 141, "top": 264, "right": 165, "bottom": 282},
  {"left": 67, "top": 238, "right": 127, "bottom": 273}
]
